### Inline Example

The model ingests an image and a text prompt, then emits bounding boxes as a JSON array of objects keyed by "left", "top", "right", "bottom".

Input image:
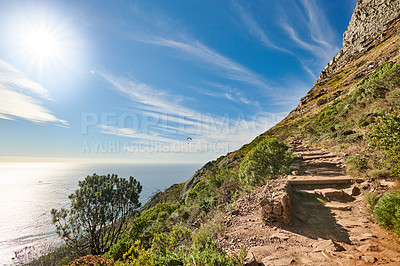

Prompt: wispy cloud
[
  {"left": 189, "top": 84, "right": 256, "bottom": 106},
  {"left": 0, "top": 59, "right": 68, "bottom": 125},
  {"left": 300, "top": 0, "right": 335, "bottom": 48},
  {"left": 233, "top": 1, "right": 339, "bottom": 78},
  {"left": 140, "top": 36, "right": 269, "bottom": 89},
  {"left": 280, "top": 0, "right": 339, "bottom": 62},
  {"left": 98, "top": 72, "right": 283, "bottom": 153},
  {"left": 232, "top": 1, "right": 291, "bottom": 53}
]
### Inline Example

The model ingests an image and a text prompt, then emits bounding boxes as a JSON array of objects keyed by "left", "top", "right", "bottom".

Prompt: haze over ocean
[{"left": 0, "top": 162, "right": 200, "bottom": 265}]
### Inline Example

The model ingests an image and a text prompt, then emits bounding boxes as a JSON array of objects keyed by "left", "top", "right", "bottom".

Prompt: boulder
[{"left": 244, "top": 251, "right": 258, "bottom": 266}]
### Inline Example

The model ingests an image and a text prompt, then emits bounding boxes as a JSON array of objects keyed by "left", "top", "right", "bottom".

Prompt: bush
[
  {"left": 368, "top": 111, "right": 400, "bottom": 177},
  {"left": 357, "top": 61, "right": 400, "bottom": 99},
  {"left": 367, "top": 168, "right": 392, "bottom": 179},
  {"left": 192, "top": 218, "right": 225, "bottom": 251},
  {"left": 185, "top": 181, "right": 215, "bottom": 213},
  {"left": 374, "top": 191, "right": 400, "bottom": 236},
  {"left": 215, "top": 177, "right": 241, "bottom": 205},
  {"left": 122, "top": 240, "right": 153, "bottom": 265},
  {"left": 190, "top": 242, "right": 237, "bottom": 266},
  {"left": 68, "top": 255, "right": 114, "bottom": 266},
  {"left": 239, "top": 138, "right": 292, "bottom": 186},
  {"left": 346, "top": 154, "right": 369, "bottom": 177},
  {"left": 105, "top": 238, "right": 134, "bottom": 261},
  {"left": 364, "top": 192, "right": 379, "bottom": 213}
]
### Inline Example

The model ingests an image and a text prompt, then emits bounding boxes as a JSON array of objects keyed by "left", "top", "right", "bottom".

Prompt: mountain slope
[
  {"left": 175, "top": 0, "right": 400, "bottom": 199},
  {"left": 46, "top": 1, "right": 400, "bottom": 264}
]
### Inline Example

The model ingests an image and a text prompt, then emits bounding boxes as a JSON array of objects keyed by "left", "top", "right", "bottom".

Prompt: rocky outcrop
[
  {"left": 318, "top": 0, "right": 400, "bottom": 82},
  {"left": 288, "top": 0, "right": 400, "bottom": 119},
  {"left": 181, "top": 161, "right": 214, "bottom": 197}
]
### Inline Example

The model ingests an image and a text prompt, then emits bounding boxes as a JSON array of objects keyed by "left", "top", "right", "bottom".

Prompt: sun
[
  {"left": 13, "top": 13, "right": 77, "bottom": 75},
  {"left": 26, "top": 30, "right": 58, "bottom": 59},
  {"left": 22, "top": 28, "right": 63, "bottom": 69}
]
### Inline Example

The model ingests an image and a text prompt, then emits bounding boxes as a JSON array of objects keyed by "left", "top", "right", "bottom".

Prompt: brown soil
[{"left": 219, "top": 138, "right": 400, "bottom": 265}]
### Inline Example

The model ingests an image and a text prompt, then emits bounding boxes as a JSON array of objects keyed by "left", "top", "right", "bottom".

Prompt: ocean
[{"left": 0, "top": 162, "right": 201, "bottom": 265}]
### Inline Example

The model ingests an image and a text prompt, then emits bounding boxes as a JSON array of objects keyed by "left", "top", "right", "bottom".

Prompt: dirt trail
[{"left": 219, "top": 138, "right": 400, "bottom": 265}]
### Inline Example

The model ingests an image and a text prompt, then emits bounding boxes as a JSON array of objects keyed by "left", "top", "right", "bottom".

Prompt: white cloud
[
  {"left": 280, "top": 0, "right": 339, "bottom": 62},
  {"left": 232, "top": 1, "right": 338, "bottom": 79},
  {"left": 191, "top": 85, "right": 255, "bottom": 106},
  {"left": 140, "top": 36, "right": 269, "bottom": 89},
  {"left": 0, "top": 59, "right": 50, "bottom": 98},
  {"left": 98, "top": 72, "right": 284, "bottom": 154},
  {"left": 0, "top": 59, "right": 68, "bottom": 125},
  {"left": 233, "top": 2, "right": 291, "bottom": 54}
]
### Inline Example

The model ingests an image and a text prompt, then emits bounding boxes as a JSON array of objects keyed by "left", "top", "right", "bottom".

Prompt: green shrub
[
  {"left": 345, "top": 133, "right": 363, "bottom": 143},
  {"left": 346, "top": 154, "right": 369, "bottom": 177},
  {"left": 368, "top": 111, "right": 400, "bottom": 177},
  {"left": 122, "top": 240, "right": 154, "bottom": 265},
  {"left": 373, "top": 190, "right": 400, "bottom": 236},
  {"left": 185, "top": 181, "right": 215, "bottom": 213},
  {"left": 68, "top": 255, "right": 114, "bottom": 266},
  {"left": 192, "top": 219, "right": 225, "bottom": 251},
  {"left": 318, "top": 106, "right": 338, "bottom": 128},
  {"left": 190, "top": 242, "right": 235, "bottom": 266},
  {"left": 238, "top": 138, "right": 292, "bottom": 186},
  {"left": 364, "top": 192, "right": 379, "bottom": 213},
  {"left": 168, "top": 224, "right": 192, "bottom": 249},
  {"left": 358, "top": 112, "right": 379, "bottom": 127},
  {"left": 105, "top": 238, "right": 134, "bottom": 261},
  {"left": 357, "top": 61, "right": 400, "bottom": 99},
  {"left": 367, "top": 168, "right": 392, "bottom": 179},
  {"left": 125, "top": 203, "right": 177, "bottom": 250},
  {"left": 215, "top": 177, "right": 241, "bottom": 205},
  {"left": 152, "top": 248, "right": 186, "bottom": 265},
  {"left": 152, "top": 242, "right": 245, "bottom": 266}
]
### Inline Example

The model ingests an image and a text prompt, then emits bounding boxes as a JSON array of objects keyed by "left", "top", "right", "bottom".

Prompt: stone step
[
  {"left": 325, "top": 203, "right": 352, "bottom": 211},
  {"left": 294, "top": 189, "right": 318, "bottom": 197},
  {"left": 315, "top": 188, "right": 347, "bottom": 199},
  {"left": 289, "top": 178, "right": 363, "bottom": 186},
  {"left": 302, "top": 154, "right": 338, "bottom": 160},
  {"left": 302, "top": 201, "right": 325, "bottom": 207},
  {"left": 298, "top": 200, "right": 352, "bottom": 211}
]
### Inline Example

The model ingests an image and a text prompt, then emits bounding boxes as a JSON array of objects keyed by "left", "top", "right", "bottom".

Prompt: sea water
[{"left": 0, "top": 162, "right": 201, "bottom": 265}]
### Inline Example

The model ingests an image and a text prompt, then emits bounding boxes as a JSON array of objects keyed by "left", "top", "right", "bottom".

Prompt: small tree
[
  {"left": 51, "top": 174, "right": 142, "bottom": 255},
  {"left": 239, "top": 138, "right": 292, "bottom": 185}
]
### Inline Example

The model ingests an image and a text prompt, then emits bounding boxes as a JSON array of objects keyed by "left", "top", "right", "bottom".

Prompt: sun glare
[
  {"left": 22, "top": 27, "right": 63, "bottom": 70},
  {"left": 11, "top": 10, "right": 80, "bottom": 75},
  {"left": 26, "top": 30, "right": 58, "bottom": 58}
]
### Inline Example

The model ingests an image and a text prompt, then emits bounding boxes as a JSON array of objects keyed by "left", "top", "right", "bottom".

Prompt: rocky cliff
[
  {"left": 319, "top": 0, "right": 400, "bottom": 82},
  {"left": 288, "top": 0, "right": 400, "bottom": 119}
]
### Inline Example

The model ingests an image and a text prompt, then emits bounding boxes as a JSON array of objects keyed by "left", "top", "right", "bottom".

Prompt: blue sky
[{"left": 0, "top": 0, "right": 356, "bottom": 163}]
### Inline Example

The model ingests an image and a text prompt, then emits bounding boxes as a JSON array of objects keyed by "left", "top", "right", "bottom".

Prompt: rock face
[
  {"left": 288, "top": 0, "right": 400, "bottom": 119},
  {"left": 318, "top": 0, "right": 400, "bottom": 82}
]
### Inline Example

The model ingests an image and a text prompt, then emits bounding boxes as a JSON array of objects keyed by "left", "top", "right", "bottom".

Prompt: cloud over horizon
[{"left": 0, "top": 59, "right": 68, "bottom": 125}]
